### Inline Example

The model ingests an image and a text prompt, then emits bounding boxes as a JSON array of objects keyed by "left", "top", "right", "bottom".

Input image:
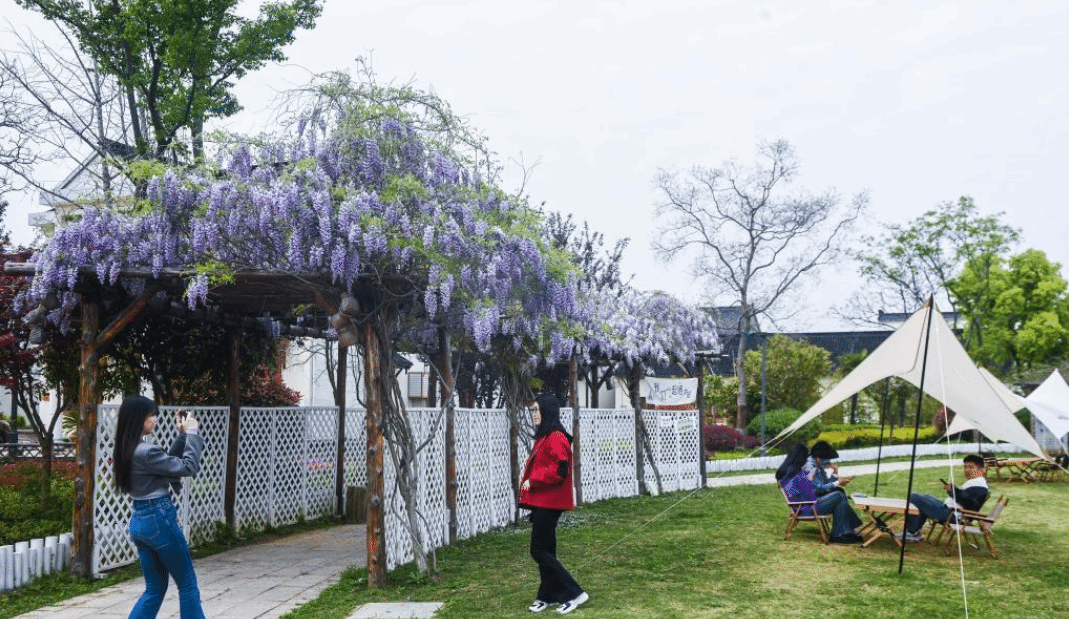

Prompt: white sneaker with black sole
[{"left": 557, "top": 592, "right": 588, "bottom": 614}]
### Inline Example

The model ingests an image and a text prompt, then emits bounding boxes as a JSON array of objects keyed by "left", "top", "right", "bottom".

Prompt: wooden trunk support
[
  {"left": 362, "top": 320, "right": 387, "bottom": 588},
  {"left": 72, "top": 300, "right": 101, "bottom": 576},
  {"left": 696, "top": 360, "right": 707, "bottom": 486},
  {"left": 334, "top": 342, "right": 348, "bottom": 515},
  {"left": 570, "top": 356, "right": 583, "bottom": 506},
  {"left": 225, "top": 328, "right": 241, "bottom": 528},
  {"left": 439, "top": 328, "right": 458, "bottom": 544},
  {"left": 630, "top": 365, "right": 647, "bottom": 496}
]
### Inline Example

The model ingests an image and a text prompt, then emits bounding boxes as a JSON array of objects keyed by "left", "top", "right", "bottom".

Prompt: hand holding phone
[{"left": 939, "top": 478, "right": 948, "bottom": 485}]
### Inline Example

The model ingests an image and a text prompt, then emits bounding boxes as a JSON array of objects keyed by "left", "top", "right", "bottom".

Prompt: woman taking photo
[
  {"left": 113, "top": 395, "right": 205, "bottom": 618},
  {"left": 519, "top": 394, "right": 588, "bottom": 615}
]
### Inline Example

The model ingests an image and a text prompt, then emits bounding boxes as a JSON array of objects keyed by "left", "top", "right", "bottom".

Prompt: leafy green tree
[
  {"left": 842, "top": 196, "right": 1019, "bottom": 332},
  {"left": 15, "top": 0, "right": 323, "bottom": 160},
  {"left": 953, "top": 249, "right": 1069, "bottom": 371},
  {"left": 741, "top": 334, "right": 831, "bottom": 424}
]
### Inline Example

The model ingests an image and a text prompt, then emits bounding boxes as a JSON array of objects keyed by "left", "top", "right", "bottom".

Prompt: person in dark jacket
[
  {"left": 113, "top": 395, "right": 205, "bottom": 619},
  {"left": 803, "top": 441, "right": 865, "bottom": 544},
  {"left": 519, "top": 394, "right": 588, "bottom": 615},
  {"left": 901, "top": 454, "right": 989, "bottom": 542}
]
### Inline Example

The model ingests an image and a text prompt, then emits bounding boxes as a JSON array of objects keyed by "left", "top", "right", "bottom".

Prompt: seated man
[{"left": 901, "top": 454, "right": 989, "bottom": 542}]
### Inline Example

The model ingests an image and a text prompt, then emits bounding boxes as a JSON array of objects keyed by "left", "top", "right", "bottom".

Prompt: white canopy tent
[
  {"left": 949, "top": 369, "right": 1069, "bottom": 446},
  {"left": 774, "top": 301, "right": 1046, "bottom": 458}
]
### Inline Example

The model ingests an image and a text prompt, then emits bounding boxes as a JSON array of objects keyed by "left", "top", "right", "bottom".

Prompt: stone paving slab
[
  {"left": 346, "top": 602, "right": 444, "bottom": 618},
  {"left": 14, "top": 524, "right": 365, "bottom": 619}
]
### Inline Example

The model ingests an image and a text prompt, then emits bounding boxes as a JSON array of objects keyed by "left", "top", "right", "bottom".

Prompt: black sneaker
[
  {"left": 557, "top": 592, "right": 588, "bottom": 614},
  {"left": 830, "top": 532, "right": 864, "bottom": 544}
]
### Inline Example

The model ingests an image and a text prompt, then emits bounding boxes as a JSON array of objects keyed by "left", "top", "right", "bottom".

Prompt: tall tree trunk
[
  {"left": 72, "top": 300, "right": 101, "bottom": 577},
  {"left": 735, "top": 309, "right": 751, "bottom": 431}
]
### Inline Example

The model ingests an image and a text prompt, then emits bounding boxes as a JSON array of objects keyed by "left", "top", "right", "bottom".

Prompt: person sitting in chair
[
  {"left": 803, "top": 441, "right": 865, "bottom": 544},
  {"left": 900, "top": 454, "right": 989, "bottom": 542}
]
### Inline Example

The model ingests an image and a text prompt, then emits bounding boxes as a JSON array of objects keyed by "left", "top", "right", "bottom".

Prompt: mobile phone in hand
[
  {"left": 939, "top": 478, "right": 948, "bottom": 486},
  {"left": 178, "top": 410, "right": 188, "bottom": 421}
]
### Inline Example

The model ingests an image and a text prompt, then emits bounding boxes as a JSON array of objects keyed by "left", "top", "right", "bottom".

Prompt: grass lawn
[{"left": 284, "top": 465, "right": 1068, "bottom": 619}]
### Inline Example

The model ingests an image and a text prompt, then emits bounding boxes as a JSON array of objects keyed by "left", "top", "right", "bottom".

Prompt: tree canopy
[{"left": 15, "top": 0, "right": 323, "bottom": 160}]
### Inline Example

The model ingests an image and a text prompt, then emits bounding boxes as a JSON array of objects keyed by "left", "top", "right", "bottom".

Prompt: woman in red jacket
[{"left": 519, "top": 394, "right": 588, "bottom": 615}]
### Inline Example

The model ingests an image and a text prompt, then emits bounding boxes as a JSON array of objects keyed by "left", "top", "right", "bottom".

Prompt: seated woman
[{"left": 803, "top": 441, "right": 864, "bottom": 544}]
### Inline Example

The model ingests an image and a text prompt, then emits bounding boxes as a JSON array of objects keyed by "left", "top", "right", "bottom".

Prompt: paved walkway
[{"left": 15, "top": 524, "right": 367, "bottom": 619}]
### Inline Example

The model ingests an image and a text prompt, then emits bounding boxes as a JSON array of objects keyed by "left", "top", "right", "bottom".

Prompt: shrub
[
  {"left": 0, "top": 460, "right": 77, "bottom": 545},
  {"left": 703, "top": 424, "right": 760, "bottom": 454},
  {"left": 745, "top": 407, "right": 822, "bottom": 446},
  {"left": 816, "top": 425, "right": 938, "bottom": 449}
]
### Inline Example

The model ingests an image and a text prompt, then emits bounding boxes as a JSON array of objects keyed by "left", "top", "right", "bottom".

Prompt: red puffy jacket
[{"left": 519, "top": 430, "right": 575, "bottom": 511}]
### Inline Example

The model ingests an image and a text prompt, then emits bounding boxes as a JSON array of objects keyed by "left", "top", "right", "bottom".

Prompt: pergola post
[
  {"left": 72, "top": 299, "right": 101, "bottom": 577},
  {"left": 696, "top": 357, "right": 707, "bottom": 486},
  {"left": 362, "top": 320, "right": 387, "bottom": 588},
  {"left": 334, "top": 341, "right": 348, "bottom": 515},
  {"left": 439, "top": 328, "right": 458, "bottom": 544},
  {"left": 225, "top": 327, "right": 241, "bottom": 528},
  {"left": 570, "top": 355, "right": 583, "bottom": 505},
  {"left": 630, "top": 364, "right": 647, "bottom": 495}
]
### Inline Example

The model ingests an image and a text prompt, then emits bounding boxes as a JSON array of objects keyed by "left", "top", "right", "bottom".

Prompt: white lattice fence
[
  {"left": 234, "top": 407, "right": 338, "bottom": 531},
  {"left": 578, "top": 408, "right": 638, "bottom": 502},
  {"left": 343, "top": 408, "right": 368, "bottom": 490},
  {"left": 383, "top": 408, "right": 448, "bottom": 570},
  {"left": 640, "top": 409, "right": 701, "bottom": 493},
  {"left": 454, "top": 408, "right": 514, "bottom": 541},
  {"left": 93, "top": 406, "right": 229, "bottom": 574}
]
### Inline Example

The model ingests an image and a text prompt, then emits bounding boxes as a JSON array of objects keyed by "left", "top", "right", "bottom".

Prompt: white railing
[
  {"left": 0, "top": 533, "right": 72, "bottom": 592},
  {"left": 706, "top": 442, "right": 1033, "bottom": 474}
]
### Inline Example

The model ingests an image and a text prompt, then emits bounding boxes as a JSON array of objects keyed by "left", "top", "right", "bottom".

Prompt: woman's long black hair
[
  {"left": 533, "top": 393, "right": 573, "bottom": 443},
  {"left": 113, "top": 395, "right": 158, "bottom": 493},
  {"left": 775, "top": 443, "right": 810, "bottom": 482}
]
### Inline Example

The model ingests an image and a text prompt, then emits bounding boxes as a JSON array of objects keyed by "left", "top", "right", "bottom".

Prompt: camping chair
[
  {"left": 980, "top": 451, "right": 1007, "bottom": 480},
  {"left": 926, "top": 495, "right": 1009, "bottom": 559},
  {"left": 779, "top": 472, "right": 832, "bottom": 544}
]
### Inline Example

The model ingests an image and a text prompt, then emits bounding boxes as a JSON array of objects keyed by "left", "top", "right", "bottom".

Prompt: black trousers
[{"left": 529, "top": 507, "right": 583, "bottom": 604}]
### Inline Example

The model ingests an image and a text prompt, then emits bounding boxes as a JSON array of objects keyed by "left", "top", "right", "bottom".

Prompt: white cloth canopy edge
[
  {"left": 773, "top": 301, "right": 1047, "bottom": 458},
  {"left": 950, "top": 370, "right": 1069, "bottom": 440}
]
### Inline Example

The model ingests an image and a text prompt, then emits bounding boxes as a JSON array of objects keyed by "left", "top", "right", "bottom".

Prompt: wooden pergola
[{"left": 5, "top": 263, "right": 408, "bottom": 585}]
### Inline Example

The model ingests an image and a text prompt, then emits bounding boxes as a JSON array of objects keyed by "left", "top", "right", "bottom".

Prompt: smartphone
[
  {"left": 939, "top": 478, "right": 948, "bottom": 485},
  {"left": 178, "top": 410, "right": 188, "bottom": 421}
]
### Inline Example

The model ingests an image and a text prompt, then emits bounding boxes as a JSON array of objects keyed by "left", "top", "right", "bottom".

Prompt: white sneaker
[
  {"left": 529, "top": 600, "right": 551, "bottom": 613},
  {"left": 896, "top": 531, "right": 924, "bottom": 543},
  {"left": 557, "top": 592, "right": 588, "bottom": 614}
]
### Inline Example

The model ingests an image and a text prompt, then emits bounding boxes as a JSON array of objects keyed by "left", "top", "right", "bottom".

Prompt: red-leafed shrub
[{"left": 703, "top": 424, "right": 760, "bottom": 454}]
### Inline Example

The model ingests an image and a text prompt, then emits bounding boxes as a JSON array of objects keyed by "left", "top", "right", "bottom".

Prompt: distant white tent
[
  {"left": 774, "top": 301, "right": 1046, "bottom": 458},
  {"left": 951, "top": 370, "right": 1069, "bottom": 446}
]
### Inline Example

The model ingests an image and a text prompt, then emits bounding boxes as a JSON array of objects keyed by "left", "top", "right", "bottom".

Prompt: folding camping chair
[
  {"left": 927, "top": 495, "right": 1009, "bottom": 559},
  {"left": 779, "top": 472, "right": 832, "bottom": 544}
]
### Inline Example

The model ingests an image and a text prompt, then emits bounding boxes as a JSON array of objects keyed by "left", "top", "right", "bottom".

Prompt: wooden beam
[
  {"left": 95, "top": 285, "right": 159, "bottom": 348},
  {"left": 440, "top": 328, "right": 458, "bottom": 545}
]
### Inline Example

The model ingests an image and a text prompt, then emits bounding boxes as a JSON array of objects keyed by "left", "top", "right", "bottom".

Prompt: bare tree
[
  {"left": 652, "top": 139, "right": 867, "bottom": 430},
  {"left": 0, "top": 22, "right": 134, "bottom": 210},
  {"left": 0, "top": 67, "right": 36, "bottom": 199}
]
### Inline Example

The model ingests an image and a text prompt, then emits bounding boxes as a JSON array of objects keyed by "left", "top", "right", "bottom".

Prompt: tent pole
[
  {"left": 874, "top": 377, "right": 891, "bottom": 495},
  {"left": 899, "top": 298, "right": 937, "bottom": 575}
]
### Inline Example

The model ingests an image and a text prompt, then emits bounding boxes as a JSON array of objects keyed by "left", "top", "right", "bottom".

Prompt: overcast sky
[{"left": 5, "top": 1, "right": 1067, "bottom": 331}]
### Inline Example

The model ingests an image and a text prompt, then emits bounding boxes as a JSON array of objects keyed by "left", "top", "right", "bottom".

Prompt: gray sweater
[{"left": 130, "top": 430, "right": 204, "bottom": 500}]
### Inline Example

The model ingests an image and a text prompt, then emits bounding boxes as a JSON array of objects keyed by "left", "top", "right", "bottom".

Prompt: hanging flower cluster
[
  {"left": 23, "top": 105, "right": 581, "bottom": 357},
  {"left": 574, "top": 287, "right": 720, "bottom": 367}
]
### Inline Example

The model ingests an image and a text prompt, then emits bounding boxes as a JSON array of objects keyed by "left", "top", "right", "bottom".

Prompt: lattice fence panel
[
  {"left": 579, "top": 408, "right": 638, "bottom": 503},
  {"left": 93, "top": 406, "right": 229, "bottom": 575},
  {"left": 455, "top": 408, "right": 513, "bottom": 540},
  {"left": 383, "top": 408, "right": 448, "bottom": 570},
  {"left": 304, "top": 407, "right": 341, "bottom": 519},
  {"left": 234, "top": 408, "right": 277, "bottom": 532},
  {"left": 639, "top": 410, "right": 701, "bottom": 493},
  {"left": 343, "top": 408, "right": 368, "bottom": 491}
]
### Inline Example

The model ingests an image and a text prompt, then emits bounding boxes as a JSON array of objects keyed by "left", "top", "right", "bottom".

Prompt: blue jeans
[
  {"left": 128, "top": 496, "right": 205, "bottom": 619},
  {"left": 905, "top": 493, "right": 950, "bottom": 535},
  {"left": 816, "top": 490, "right": 863, "bottom": 537}
]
